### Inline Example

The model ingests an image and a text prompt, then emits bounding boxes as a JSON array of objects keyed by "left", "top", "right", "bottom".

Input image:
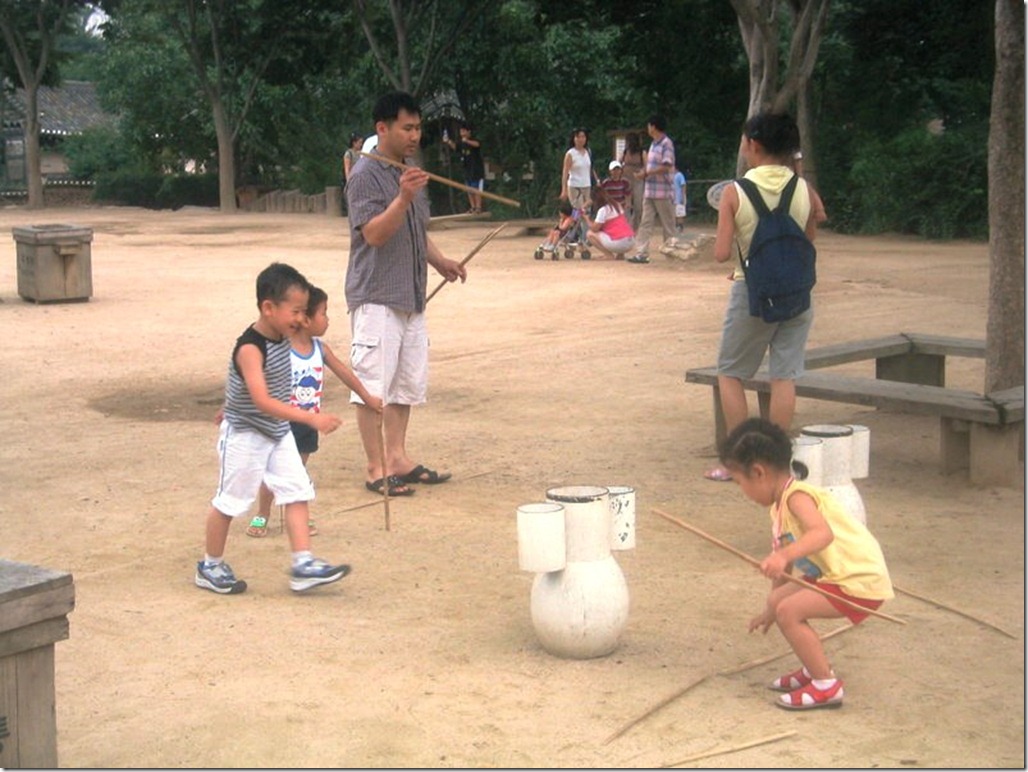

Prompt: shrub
[
  {"left": 155, "top": 173, "right": 220, "bottom": 209},
  {"left": 92, "top": 169, "right": 163, "bottom": 208}
]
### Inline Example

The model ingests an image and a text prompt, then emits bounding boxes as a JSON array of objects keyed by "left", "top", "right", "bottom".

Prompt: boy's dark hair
[
  {"left": 719, "top": 417, "right": 793, "bottom": 473},
  {"left": 557, "top": 200, "right": 574, "bottom": 217},
  {"left": 306, "top": 284, "right": 328, "bottom": 317},
  {"left": 256, "top": 262, "right": 309, "bottom": 306},
  {"left": 459, "top": 119, "right": 472, "bottom": 131},
  {"left": 647, "top": 113, "right": 667, "bottom": 132},
  {"left": 742, "top": 112, "right": 800, "bottom": 157},
  {"left": 373, "top": 91, "right": 421, "bottom": 124}
]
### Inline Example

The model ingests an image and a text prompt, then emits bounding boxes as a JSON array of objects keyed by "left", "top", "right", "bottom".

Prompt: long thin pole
[
  {"left": 603, "top": 623, "right": 853, "bottom": 746},
  {"left": 652, "top": 508, "right": 906, "bottom": 625},
  {"left": 378, "top": 411, "right": 390, "bottom": 531},
  {"left": 894, "top": 583, "right": 1017, "bottom": 639},
  {"left": 661, "top": 730, "right": 798, "bottom": 768},
  {"left": 359, "top": 150, "right": 522, "bottom": 208},
  {"left": 426, "top": 222, "right": 508, "bottom": 304}
]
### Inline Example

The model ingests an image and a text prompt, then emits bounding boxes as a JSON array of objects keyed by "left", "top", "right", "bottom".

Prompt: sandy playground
[{"left": 0, "top": 204, "right": 1023, "bottom": 768}]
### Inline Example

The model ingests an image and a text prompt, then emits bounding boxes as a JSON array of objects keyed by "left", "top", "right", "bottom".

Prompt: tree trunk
[
  {"left": 212, "top": 100, "right": 237, "bottom": 213},
  {"left": 23, "top": 85, "right": 43, "bottom": 209},
  {"left": 985, "top": 0, "right": 1025, "bottom": 392}
]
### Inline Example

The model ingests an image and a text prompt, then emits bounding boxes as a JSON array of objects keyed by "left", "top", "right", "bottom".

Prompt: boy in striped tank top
[{"left": 195, "top": 263, "right": 352, "bottom": 594}]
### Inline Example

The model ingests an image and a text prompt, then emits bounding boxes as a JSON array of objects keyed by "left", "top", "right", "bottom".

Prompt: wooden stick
[
  {"left": 894, "top": 582, "right": 1017, "bottom": 639},
  {"left": 426, "top": 222, "right": 508, "bottom": 304},
  {"left": 605, "top": 624, "right": 851, "bottom": 745},
  {"left": 652, "top": 508, "right": 906, "bottom": 625},
  {"left": 716, "top": 622, "right": 854, "bottom": 676},
  {"left": 603, "top": 675, "right": 710, "bottom": 745},
  {"left": 378, "top": 411, "right": 390, "bottom": 531},
  {"left": 661, "top": 730, "right": 798, "bottom": 768},
  {"left": 359, "top": 150, "right": 522, "bottom": 207}
]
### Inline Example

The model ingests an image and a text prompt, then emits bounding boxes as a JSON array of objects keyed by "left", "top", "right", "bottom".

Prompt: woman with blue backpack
[{"left": 704, "top": 112, "right": 825, "bottom": 483}]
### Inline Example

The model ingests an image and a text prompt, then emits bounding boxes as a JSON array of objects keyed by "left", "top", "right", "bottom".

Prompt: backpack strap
[{"left": 736, "top": 174, "right": 801, "bottom": 217}]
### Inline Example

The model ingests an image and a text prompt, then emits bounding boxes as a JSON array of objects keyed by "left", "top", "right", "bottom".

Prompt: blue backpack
[{"left": 736, "top": 174, "right": 816, "bottom": 323}]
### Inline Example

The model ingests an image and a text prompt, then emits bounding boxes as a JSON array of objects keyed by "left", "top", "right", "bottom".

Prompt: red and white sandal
[
  {"left": 776, "top": 679, "right": 845, "bottom": 710},
  {"left": 769, "top": 667, "right": 812, "bottom": 692}
]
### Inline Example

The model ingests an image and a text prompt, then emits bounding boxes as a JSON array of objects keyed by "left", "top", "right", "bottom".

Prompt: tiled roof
[{"left": 2, "top": 80, "right": 115, "bottom": 135}]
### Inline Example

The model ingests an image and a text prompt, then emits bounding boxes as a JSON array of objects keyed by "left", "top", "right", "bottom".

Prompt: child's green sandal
[{"left": 246, "top": 515, "right": 269, "bottom": 538}]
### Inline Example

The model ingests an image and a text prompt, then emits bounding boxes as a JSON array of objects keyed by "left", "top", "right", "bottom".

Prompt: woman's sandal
[
  {"left": 365, "top": 475, "right": 415, "bottom": 496},
  {"left": 246, "top": 515, "right": 270, "bottom": 537},
  {"left": 400, "top": 464, "right": 452, "bottom": 485}
]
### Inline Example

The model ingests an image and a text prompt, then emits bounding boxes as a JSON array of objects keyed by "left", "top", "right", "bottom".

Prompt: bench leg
[
  {"left": 757, "top": 392, "right": 771, "bottom": 422},
  {"left": 877, "top": 352, "right": 945, "bottom": 386},
  {"left": 969, "top": 422, "right": 1025, "bottom": 488},
  {"left": 712, "top": 383, "right": 726, "bottom": 448},
  {"left": 940, "top": 417, "right": 971, "bottom": 473}
]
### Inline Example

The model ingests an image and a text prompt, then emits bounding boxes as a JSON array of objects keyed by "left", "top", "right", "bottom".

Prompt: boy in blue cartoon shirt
[{"left": 246, "top": 285, "right": 382, "bottom": 538}]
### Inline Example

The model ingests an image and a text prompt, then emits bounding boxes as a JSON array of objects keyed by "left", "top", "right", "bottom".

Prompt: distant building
[{"left": 0, "top": 80, "right": 115, "bottom": 187}]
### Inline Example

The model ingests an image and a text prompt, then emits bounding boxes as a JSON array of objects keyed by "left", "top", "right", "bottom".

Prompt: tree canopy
[{"left": 1, "top": 0, "right": 1002, "bottom": 238}]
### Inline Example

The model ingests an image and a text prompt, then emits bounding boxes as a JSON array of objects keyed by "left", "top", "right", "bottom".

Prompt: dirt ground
[{"left": 0, "top": 204, "right": 1023, "bottom": 769}]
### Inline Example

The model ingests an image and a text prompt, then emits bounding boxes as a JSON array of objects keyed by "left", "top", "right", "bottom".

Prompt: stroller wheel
[
  {"left": 551, "top": 252, "right": 559, "bottom": 260},
  {"left": 534, "top": 248, "right": 543, "bottom": 260},
  {"left": 581, "top": 250, "right": 591, "bottom": 260},
  {"left": 564, "top": 248, "right": 574, "bottom": 259}
]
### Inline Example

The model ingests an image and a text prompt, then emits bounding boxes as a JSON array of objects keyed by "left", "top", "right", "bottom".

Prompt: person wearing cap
[{"left": 601, "top": 160, "right": 631, "bottom": 209}]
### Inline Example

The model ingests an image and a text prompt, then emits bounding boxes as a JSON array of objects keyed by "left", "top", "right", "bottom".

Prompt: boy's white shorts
[{"left": 210, "top": 421, "right": 314, "bottom": 517}]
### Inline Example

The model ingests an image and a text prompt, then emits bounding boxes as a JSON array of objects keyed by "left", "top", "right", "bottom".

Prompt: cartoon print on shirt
[{"left": 292, "top": 369, "right": 323, "bottom": 412}]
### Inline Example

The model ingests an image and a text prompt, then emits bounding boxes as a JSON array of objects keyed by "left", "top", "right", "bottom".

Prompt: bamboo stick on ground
[
  {"left": 652, "top": 508, "right": 906, "bottom": 625},
  {"left": 605, "top": 624, "right": 852, "bottom": 745},
  {"left": 378, "top": 411, "right": 390, "bottom": 531},
  {"left": 716, "top": 622, "right": 855, "bottom": 676},
  {"left": 426, "top": 222, "right": 508, "bottom": 304},
  {"left": 894, "top": 583, "right": 1017, "bottom": 639},
  {"left": 603, "top": 675, "right": 710, "bottom": 745},
  {"left": 661, "top": 730, "right": 798, "bottom": 768},
  {"left": 359, "top": 150, "right": 522, "bottom": 207}
]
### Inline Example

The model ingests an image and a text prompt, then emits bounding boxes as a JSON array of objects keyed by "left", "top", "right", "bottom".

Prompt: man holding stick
[{"left": 345, "top": 91, "right": 466, "bottom": 496}]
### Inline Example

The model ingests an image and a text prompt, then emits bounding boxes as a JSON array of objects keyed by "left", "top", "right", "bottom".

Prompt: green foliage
[
  {"left": 155, "top": 173, "right": 220, "bottom": 209},
  {"left": 63, "top": 124, "right": 132, "bottom": 178},
  {"left": 92, "top": 169, "right": 163, "bottom": 208},
  {"left": 831, "top": 123, "right": 988, "bottom": 240}
]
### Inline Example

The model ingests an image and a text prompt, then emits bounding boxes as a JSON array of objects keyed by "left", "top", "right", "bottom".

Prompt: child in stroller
[{"left": 534, "top": 200, "right": 591, "bottom": 260}]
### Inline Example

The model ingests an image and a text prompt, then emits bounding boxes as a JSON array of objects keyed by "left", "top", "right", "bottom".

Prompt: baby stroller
[{"left": 534, "top": 202, "right": 591, "bottom": 260}]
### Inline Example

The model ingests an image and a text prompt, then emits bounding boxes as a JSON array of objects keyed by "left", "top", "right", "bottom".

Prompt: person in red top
[{"left": 601, "top": 160, "right": 631, "bottom": 208}]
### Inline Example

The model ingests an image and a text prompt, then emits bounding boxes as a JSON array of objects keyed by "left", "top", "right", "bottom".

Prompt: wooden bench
[{"left": 684, "top": 332, "right": 1024, "bottom": 487}]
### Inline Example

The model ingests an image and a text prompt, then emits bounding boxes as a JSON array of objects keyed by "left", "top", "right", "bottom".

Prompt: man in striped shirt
[
  {"left": 628, "top": 114, "right": 678, "bottom": 264},
  {"left": 345, "top": 92, "right": 467, "bottom": 497}
]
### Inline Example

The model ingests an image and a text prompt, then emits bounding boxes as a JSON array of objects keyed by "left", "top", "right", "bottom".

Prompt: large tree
[
  {"left": 985, "top": 0, "right": 1025, "bottom": 392},
  {"left": 352, "top": 0, "right": 496, "bottom": 98},
  {"left": 729, "top": 0, "right": 830, "bottom": 180},
  {"left": 0, "top": 0, "right": 86, "bottom": 208}
]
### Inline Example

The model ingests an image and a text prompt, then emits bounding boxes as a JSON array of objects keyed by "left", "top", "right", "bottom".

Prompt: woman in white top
[{"left": 560, "top": 127, "right": 599, "bottom": 213}]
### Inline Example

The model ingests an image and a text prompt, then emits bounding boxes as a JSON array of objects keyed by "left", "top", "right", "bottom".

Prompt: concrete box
[{"left": 13, "top": 223, "right": 94, "bottom": 303}]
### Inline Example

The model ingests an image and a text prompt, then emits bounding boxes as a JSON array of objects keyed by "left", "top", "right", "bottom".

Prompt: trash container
[{"left": 13, "top": 223, "right": 94, "bottom": 303}]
